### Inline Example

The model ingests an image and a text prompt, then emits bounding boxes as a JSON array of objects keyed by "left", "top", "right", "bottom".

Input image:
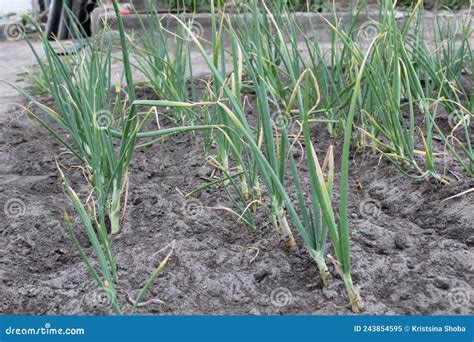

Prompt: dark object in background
[
  {"left": 46, "top": 0, "right": 97, "bottom": 40},
  {"left": 32, "top": 0, "right": 50, "bottom": 24}
]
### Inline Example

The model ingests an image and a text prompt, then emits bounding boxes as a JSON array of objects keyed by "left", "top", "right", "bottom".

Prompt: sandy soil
[{"left": 0, "top": 40, "right": 473, "bottom": 316}]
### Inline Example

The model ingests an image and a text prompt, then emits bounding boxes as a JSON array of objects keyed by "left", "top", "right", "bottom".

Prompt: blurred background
[
  {"left": 0, "top": 0, "right": 470, "bottom": 41},
  {"left": 0, "top": 0, "right": 33, "bottom": 15}
]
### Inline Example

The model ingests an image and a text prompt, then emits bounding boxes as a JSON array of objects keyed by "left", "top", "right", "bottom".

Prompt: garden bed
[
  {"left": 1, "top": 82, "right": 472, "bottom": 315},
  {"left": 1, "top": 0, "right": 473, "bottom": 316}
]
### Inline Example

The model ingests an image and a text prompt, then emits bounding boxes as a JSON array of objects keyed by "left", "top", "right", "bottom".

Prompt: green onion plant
[{"left": 145, "top": 0, "right": 376, "bottom": 310}]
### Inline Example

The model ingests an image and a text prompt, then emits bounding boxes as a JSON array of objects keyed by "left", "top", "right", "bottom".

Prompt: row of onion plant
[
  {"left": 5, "top": 3, "right": 212, "bottom": 313},
  {"left": 112, "top": 0, "right": 471, "bottom": 310},
  {"left": 235, "top": 0, "right": 472, "bottom": 181},
  {"left": 126, "top": 0, "right": 377, "bottom": 310}
]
